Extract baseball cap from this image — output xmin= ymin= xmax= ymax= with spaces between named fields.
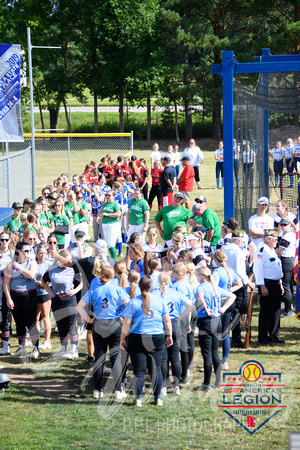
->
xmin=193 ymin=225 xmax=207 ymax=233
xmin=186 ymin=234 xmax=200 ymax=241
xmin=95 ymin=239 xmax=108 ymax=252
xmin=286 ymin=138 xmax=293 ymax=143
xmin=12 ymin=202 xmax=22 ymax=209
xmin=181 ymin=156 xmax=190 ymax=161
xmin=257 ymin=196 xmax=269 ymax=205
xmin=195 ymin=195 xmax=207 ymax=203
xmin=174 ymin=192 xmax=184 ymax=199
xmin=47 ymin=193 xmax=58 ymax=201
xmin=280 ymin=218 xmax=290 ymax=226
xmin=75 ymin=230 xmax=86 ymax=238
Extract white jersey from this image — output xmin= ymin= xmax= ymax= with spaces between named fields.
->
xmin=253 ymin=243 xmax=283 ymax=285
xmin=272 ymin=212 xmax=296 ymax=228
xmin=215 ymin=149 xmax=223 ymax=161
xmin=248 ymin=214 xmax=274 ymax=246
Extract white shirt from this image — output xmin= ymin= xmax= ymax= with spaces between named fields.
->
xmin=162 ymin=152 xmax=177 ymax=166
xmin=233 ymin=145 xmax=240 ymax=160
xmin=173 ymin=152 xmax=181 ymax=165
xmin=181 ymin=146 xmax=204 ymax=166
xmin=285 ymin=145 xmax=294 ymax=160
xmin=223 ymin=232 xmax=250 ymax=256
xmin=272 ymin=212 xmax=296 ymax=228
xmin=278 ymin=230 xmax=296 ymax=258
xmin=253 ymin=243 xmax=283 ymax=285
xmin=248 ymin=214 xmax=274 ymax=246
xmin=270 ymin=147 xmax=285 ymax=161
xmin=142 ymin=242 xmax=164 ymax=255
xmin=223 ymin=242 xmax=248 ymax=285
xmin=150 ymin=151 xmax=161 ymax=163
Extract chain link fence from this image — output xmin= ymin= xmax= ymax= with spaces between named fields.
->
xmin=8 ymin=132 xmax=133 ymax=198
xmin=0 ymin=144 xmax=33 ymax=207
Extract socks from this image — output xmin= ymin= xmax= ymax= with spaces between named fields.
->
xmin=109 ymin=247 xmax=117 ymax=259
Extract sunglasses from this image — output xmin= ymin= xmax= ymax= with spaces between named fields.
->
xmin=106 ymin=194 xmax=112 ymax=197
xmin=77 ymin=196 xmax=83 ymax=199
xmin=0 ymin=238 xmax=9 ymax=242
xmin=147 ymin=233 xmax=156 ymax=236
xmin=28 ymin=238 xmax=35 ymax=241
xmin=23 ymin=249 xmax=31 ymax=253
xmin=181 ymin=231 xmax=188 ymax=235
xmin=48 ymin=241 xmax=57 ymax=244
xmin=75 ymin=234 xmax=84 ymax=238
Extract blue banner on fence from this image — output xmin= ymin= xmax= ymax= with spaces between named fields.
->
xmin=0 ymin=44 xmax=24 ymax=142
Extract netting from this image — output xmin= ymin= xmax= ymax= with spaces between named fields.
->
xmin=233 ymin=73 xmax=300 ymax=231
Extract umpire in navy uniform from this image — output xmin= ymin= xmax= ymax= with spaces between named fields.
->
xmin=253 ymin=229 xmax=284 ymax=345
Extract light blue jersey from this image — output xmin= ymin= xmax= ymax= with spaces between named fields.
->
xmin=195 ymin=282 xmax=229 ymax=318
xmin=82 ymin=282 xmax=129 ymax=319
xmin=110 ymin=276 xmax=129 ymax=288
xmin=161 ymin=288 xmax=188 ymax=320
xmin=212 ymin=266 xmax=239 ymax=292
xmin=123 ymin=293 xmax=168 ymax=335
xmin=82 ymin=277 xmax=102 ymax=303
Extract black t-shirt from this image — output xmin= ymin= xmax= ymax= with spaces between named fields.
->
xmin=161 ymin=166 xmax=175 ymax=195
xmin=72 ymin=256 xmax=96 ymax=295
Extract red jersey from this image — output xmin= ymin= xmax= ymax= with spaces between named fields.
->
xmin=114 ymin=164 xmax=122 ymax=177
xmin=121 ymin=165 xmax=131 ymax=176
xmin=178 ymin=164 xmax=195 ymax=191
xmin=103 ymin=166 xmax=114 ymax=179
xmin=151 ymin=168 xmax=163 ymax=186
xmin=89 ymin=175 xmax=98 ymax=185
xmin=139 ymin=167 xmax=149 ymax=183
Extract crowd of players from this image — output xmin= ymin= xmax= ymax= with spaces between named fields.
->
xmin=0 ymin=139 xmax=297 ymax=405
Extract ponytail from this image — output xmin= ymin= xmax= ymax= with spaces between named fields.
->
xmin=158 ymin=272 xmax=170 ymax=299
xmin=114 ymin=261 xmax=127 ymax=289
xmin=128 ymin=270 xmax=140 ymax=299
xmin=214 ymin=249 xmax=231 ymax=285
xmin=196 ymin=266 xmax=219 ymax=299
xmin=139 ymin=275 xmax=153 ymax=316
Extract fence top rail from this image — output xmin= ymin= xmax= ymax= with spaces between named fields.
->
xmin=0 ymin=146 xmax=32 ymax=161
xmin=23 ymin=133 xmax=132 ymax=138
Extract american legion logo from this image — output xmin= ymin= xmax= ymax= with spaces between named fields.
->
xmin=218 ymin=360 xmax=286 ymax=435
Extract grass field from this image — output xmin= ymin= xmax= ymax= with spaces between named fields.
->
xmin=0 ymin=148 xmax=300 ymax=449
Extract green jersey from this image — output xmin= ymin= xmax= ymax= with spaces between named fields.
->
xmin=78 ymin=201 xmax=90 ymax=223
xmin=192 ymin=208 xmax=221 ymax=246
xmin=64 ymin=201 xmax=81 ymax=225
xmin=5 ymin=217 xmax=21 ymax=232
xmin=53 ymin=214 xmax=70 ymax=246
xmin=128 ymin=198 xmax=150 ymax=226
xmin=102 ymin=201 xmax=121 ymax=224
xmin=39 ymin=211 xmax=54 ymax=228
xmin=154 ymin=205 xmax=192 ymax=241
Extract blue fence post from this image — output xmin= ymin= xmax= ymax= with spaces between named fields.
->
xmin=222 ymin=51 xmax=235 ymax=220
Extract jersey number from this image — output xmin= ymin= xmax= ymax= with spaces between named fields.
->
xmin=100 ymin=297 xmax=109 ymax=309
xmin=167 ymin=301 xmax=174 ymax=315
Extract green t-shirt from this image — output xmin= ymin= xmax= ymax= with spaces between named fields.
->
xmin=28 ymin=225 xmax=38 ymax=236
xmin=5 ymin=217 xmax=21 ymax=232
xmin=102 ymin=201 xmax=121 ymax=224
xmin=64 ymin=201 xmax=81 ymax=225
xmin=39 ymin=211 xmax=54 ymax=228
xmin=128 ymin=198 xmax=150 ymax=226
xmin=78 ymin=201 xmax=91 ymax=223
xmin=192 ymin=208 xmax=221 ymax=246
xmin=154 ymin=205 xmax=192 ymax=241
xmin=53 ymin=214 xmax=70 ymax=246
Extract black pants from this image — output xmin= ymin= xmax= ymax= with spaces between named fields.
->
xmin=0 ymin=293 xmax=11 ymax=342
xmin=139 ymin=182 xmax=148 ymax=202
xmin=161 ymin=318 xmax=181 ymax=386
xmin=280 ymin=257 xmax=294 ymax=313
xmin=10 ymin=289 xmax=39 ymax=346
xmin=197 ymin=316 xmax=221 ymax=386
xmin=127 ymin=333 xmax=165 ymax=399
xmin=258 ymin=279 xmax=282 ymax=341
xmin=231 ymin=285 xmax=247 ymax=344
xmin=51 ymin=294 xmax=78 ymax=346
xmin=193 ymin=165 xmax=200 ymax=183
xmin=234 ymin=159 xmax=239 ymax=182
xmin=243 ymin=163 xmax=254 ymax=186
xmin=92 ymin=318 xmax=122 ymax=392
xmin=274 ymin=160 xmax=283 ymax=178
xmin=148 ymin=185 xmax=161 ymax=207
